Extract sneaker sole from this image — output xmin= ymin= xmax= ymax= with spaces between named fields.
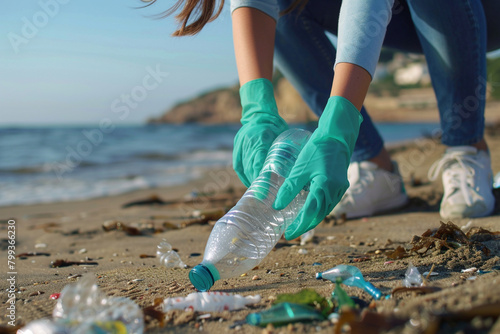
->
xmin=440 ymin=200 xmax=495 ymax=219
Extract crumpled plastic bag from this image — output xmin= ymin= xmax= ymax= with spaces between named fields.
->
xmin=402 ymin=262 xmax=423 ymax=287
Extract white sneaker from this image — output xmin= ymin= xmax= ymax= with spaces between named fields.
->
xmin=330 ymin=161 xmax=409 ymax=219
xmin=428 ymin=146 xmax=495 ymax=219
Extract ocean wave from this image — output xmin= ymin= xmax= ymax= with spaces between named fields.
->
xmin=0 ymin=161 xmax=99 ymax=175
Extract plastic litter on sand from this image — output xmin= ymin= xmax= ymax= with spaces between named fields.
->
xmin=157 ymin=239 xmax=187 ymax=269
xmin=246 ymin=302 xmax=324 ymax=326
xmin=402 ymin=263 xmax=423 ymax=287
xmin=19 ymin=274 xmax=144 ymax=333
xmin=316 ymin=264 xmax=382 ymax=300
xmin=163 ymin=291 xmax=261 ymax=312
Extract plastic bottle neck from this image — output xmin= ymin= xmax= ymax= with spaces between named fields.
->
xmin=189 ymin=262 xmax=220 ymax=291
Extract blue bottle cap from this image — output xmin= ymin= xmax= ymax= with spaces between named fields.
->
xmin=246 ymin=313 xmax=262 ymax=326
xmin=189 ymin=264 xmax=215 ymax=291
xmin=315 ymin=272 xmax=322 ymax=280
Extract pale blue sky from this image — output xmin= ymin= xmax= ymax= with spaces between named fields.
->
xmin=2 ymin=2 xmax=499 ymax=126
xmin=0 ymin=0 xmax=237 ymax=125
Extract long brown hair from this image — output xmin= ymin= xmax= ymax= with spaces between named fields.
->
xmin=142 ymin=0 xmax=307 ymax=37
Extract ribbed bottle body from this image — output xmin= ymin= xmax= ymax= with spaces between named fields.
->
xmin=200 ymin=129 xmax=311 ymax=280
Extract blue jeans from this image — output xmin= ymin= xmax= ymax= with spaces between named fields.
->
xmin=274 ymin=0 xmax=500 ymax=162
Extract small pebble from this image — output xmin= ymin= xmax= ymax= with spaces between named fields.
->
xmin=326 ymin=236 xmax=335 ymax=240
xmin=252 ymin=275 xmax=260 ymax=281
xmin=35 ymin=243 xmax=47 ymax=249
xmin=298 ymin=249 xmax=308 ymax=255
xmin=375 ymin=250 xmax=382 ymax=255
xmin=78 ymin=248 xmax=87 ymax=254
xmin=29 ymin=291 xmax=44 ymax=297
xmin=240 ymin=273 xmax=247 ymax=277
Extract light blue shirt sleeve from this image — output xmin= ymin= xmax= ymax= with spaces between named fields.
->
xmin=230 ymin=0 xmax=279 ymax=22
xmin=336 ymin=0 xmax=394 ymax=78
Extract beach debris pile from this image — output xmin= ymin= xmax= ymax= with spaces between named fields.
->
xmin=410 ymin=221 xmax=496 ymax=256
xmin=18 ymin=275 xmax=144 ymax=334
xmin=243 ymin=266 xmax=382 ymax=329
xmin=380 ymin=221 xmax=498 ymax=261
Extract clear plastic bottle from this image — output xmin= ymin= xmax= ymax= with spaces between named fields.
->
xmin=157 ymin=239 xmax=187 ymax=269
xmin=316 ymin=265 xmax=382 ymax=300
xmin=189 ymin=129 xmax=312 ymax=291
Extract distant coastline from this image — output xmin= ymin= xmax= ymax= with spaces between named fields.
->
xmin=148 ymin=77 xmax=500 ymax=125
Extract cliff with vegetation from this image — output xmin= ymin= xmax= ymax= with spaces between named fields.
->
xmin=147 ymin=77 xmax=317 ymax=124
xmin=147 ymin=54 xmax=500 ymax=125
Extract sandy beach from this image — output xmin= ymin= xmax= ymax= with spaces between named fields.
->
xmin=2 ymin=125 xmax=500 ymax=333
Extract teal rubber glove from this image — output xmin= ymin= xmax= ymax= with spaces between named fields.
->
xmin=233 ymin=78 xmax=289 ymax=187
xmin=273 ymin=96 xmax=363 ymax=240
